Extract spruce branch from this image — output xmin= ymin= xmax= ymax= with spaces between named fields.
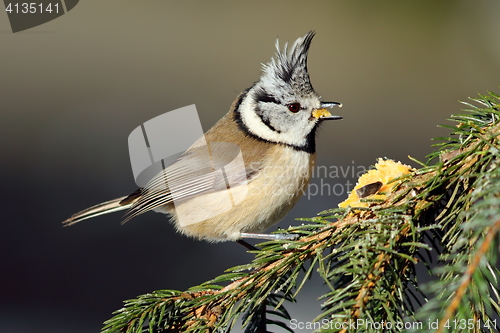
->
xmin=101 ymin=89 xmax=500 ymax=333
xmin=437 ymin=218 xmax=500 ymax=333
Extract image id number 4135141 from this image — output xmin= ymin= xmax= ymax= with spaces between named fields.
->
xmin=5 ymin=2 xmax=60 ymax=14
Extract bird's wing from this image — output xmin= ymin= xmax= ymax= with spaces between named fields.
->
xmin=124 ymin=142 xmax=252 ymax=221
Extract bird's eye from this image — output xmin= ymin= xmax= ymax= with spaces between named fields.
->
xmin=287 ymin=103 xmax=301 ymax=113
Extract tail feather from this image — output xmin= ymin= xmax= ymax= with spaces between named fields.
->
xmin=63 ymin=196 xmax=131 ymax=226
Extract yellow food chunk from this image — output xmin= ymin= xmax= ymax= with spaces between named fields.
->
xmin=339 ymin=158 xmax=412 ymax=208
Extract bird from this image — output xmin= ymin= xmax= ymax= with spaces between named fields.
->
xmin=63 ymin=31 xmax=342 ymax=244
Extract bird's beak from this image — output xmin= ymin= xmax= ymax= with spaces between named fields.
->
xmin=311 ymin=102 xmax=343 ymax=121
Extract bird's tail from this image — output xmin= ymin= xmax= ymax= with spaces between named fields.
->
xmin=63 ymin=196 xmax=132 ymax=226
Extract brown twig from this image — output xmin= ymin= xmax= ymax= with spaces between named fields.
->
xmin=436 ymin=218 xmax=500 ymax=333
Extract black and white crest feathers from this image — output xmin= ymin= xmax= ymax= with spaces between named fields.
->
xmin=261 ymin=31 xmax=316 ymax=97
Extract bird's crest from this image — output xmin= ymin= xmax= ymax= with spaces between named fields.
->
xmin=261 ymin=31 xmax=316 ymax=96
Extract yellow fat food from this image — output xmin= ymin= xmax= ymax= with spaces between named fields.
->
xmin=339 ymin=158 xmax=412 ymax=208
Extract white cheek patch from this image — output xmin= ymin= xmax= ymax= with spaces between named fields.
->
xmin=239 ymin=92 xmax=314 ymax=147
xmin=256 ymin=102 xmax=282 ymax=131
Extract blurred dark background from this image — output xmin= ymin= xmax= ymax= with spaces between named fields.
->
xmin=1 ymin=1 xmax=500 ymax=332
